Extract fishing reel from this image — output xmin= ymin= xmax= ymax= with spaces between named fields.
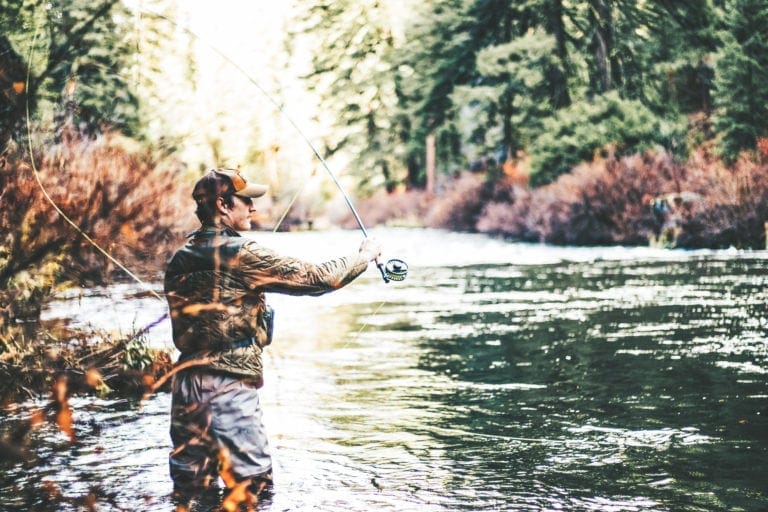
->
xmin=377 ymin=258 xmax=408 ymax=283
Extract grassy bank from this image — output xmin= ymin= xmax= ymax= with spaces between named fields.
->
xmin=0 ymin=328 xmax=173 ymax=405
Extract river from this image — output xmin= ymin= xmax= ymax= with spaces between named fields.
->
xmin=2 ymin=228 xmax=767 ymax=511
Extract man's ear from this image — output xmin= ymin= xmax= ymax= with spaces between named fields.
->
xmin=215 ymin=196 xmax=229 ymax=214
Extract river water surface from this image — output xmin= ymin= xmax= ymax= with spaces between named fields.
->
xmin=2 ymin=228 xmax=767 ymax=511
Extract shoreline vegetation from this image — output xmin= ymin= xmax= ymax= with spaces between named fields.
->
xmin=343 ymin=143 xmax=768 ymax=251
xmin=3 ymin=133 xmax=768 ymax=405
xmin=0 ymin=328 xmax=173 ymax=404
xmin=0 ymin=133 xmax=188 ymax=404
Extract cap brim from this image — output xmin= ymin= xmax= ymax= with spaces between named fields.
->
xmin=238 ymin=183 xmax=268 ymax=198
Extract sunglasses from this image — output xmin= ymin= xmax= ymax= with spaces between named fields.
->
xmin=233 ymin=194 xmax=254 ymax=206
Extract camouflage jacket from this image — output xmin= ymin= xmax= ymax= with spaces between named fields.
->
xmin=164 ymin=225 xmax=369 ymax=386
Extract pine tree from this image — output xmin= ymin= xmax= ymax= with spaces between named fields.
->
xmin=453 ymin=31 xmax=558 ymax=161
xmin=0 ymin=0 xmax=33 ymax=144
xmin=125 ymin=0 xmax=195 ymax=150
xmin=714 ymin=0 xmax=768 ymax=159
xmin=290 ymin=0 xmax=410 ymax=192
xmin=395 ymin=0 xmax=475 ymax=186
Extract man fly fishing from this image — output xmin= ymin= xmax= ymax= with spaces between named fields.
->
xmin=164 ymin=168 xmax=382 ymax=507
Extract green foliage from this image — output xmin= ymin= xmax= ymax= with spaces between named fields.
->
xmin=639 ymin=1 xmax=722 ymax=114
xmin=389 ymin=0 xmax=734 ymax=190
xmin=453 ymin=30 xmax=559 ymax=159
xmin=127 ymin=2 xmax=202 ymax=154
xmin=529 ymin=93 xmax=684 ymax=186
xmin=714 ymin=0 xmax=768 ymax=161
xmin=300 ymin=0 xmax=724 ymax=189
xmin=394 ymin=0 xmax=478 ymax=185
xmin=0 ymin=0 xmax=140 ymax=140
xmin=123 ymin=337 xmax=155 ymax=371
xmin=0 ymin=255 xmax=62 ymax=315
xmin=290 ymin=0 xmax=407 ymax=192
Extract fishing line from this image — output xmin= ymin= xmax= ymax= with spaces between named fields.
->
xmin=335 ymin=299 xmax=387 ymax=352
xmin=133 ymin=9 xmax=411 ymax=417
xmin=271 ymin=171 xmax=313 ymax=233
xmin=134 ymin=7 xmax=412 ymax=362
xmin=23 ymin=24 xmax=163 ymax=304
xmin=21 ymin=7 xmax=406 ymax=357
xmin=22 ymin=20 xmax=171 ymax=354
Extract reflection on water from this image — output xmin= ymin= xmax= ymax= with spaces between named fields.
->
xmin=3 ymin=228 xmax=768 ymax=511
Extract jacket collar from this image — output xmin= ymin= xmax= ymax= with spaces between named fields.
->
xmin=187 ymin=224 xmax=241 ymax=238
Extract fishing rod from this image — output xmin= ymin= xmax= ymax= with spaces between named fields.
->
xmin=140 ymin=9 xmax=408 ymax=284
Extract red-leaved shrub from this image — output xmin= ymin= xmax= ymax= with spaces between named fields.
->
xmin=1 ymin=131 xmax=192 ymax=347
xmin=336 ymin=188 xmax=433 ymax=229
xmin=473 ymin=146 xmax=768 ymax=248
xmin=675 ymin=149 xmax=768 ymax=248
xmin=298 ymin=144 xmax=768 ymax=251
xmin=423 ymin=172 xmax=486 ymax=231
xmin=523 ymin=149 xmax=679 ymax=245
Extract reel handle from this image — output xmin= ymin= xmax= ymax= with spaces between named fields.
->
xmin=377 ymin=261 xmax=390 ymax=283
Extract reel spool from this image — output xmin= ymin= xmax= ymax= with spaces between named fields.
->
xmin=383 ymin=258 xmax=408 ymax=282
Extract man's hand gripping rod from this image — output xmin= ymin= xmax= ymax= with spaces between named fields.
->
xmin=323 ymin=165 xmax=408 ymax=284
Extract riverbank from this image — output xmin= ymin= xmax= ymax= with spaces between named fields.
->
xmin=341 ymin=146 xmax=768 ymax=250
xmin=0 ymin=326 xmax=172 ymax=404
xmin=3 ymin=140 xmax=766 ymax=405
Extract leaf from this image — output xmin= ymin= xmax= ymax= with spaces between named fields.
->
xmin=52 ymin=377 xmax=76 ymax=443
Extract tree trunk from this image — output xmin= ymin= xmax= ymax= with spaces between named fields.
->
xmin=501 ymin=90 xmax=514 ymax=161
xmin=380 ymin=159 xmax=395 ymax=193
xmin=406 ymin=153 xmax=423 ymax=189
xmin=546 ymin=0 xmax=571 ymax=107
xmin=591 ymin=0 xmax=613 ymax=92
xmin=425 ymin=133 xmax=436 ymax=194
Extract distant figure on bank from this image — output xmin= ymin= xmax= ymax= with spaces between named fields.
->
xmin=649 ymin=192 xmax=701 ymax=248
xmin=164 ymin=168 xmax=381 ymax=508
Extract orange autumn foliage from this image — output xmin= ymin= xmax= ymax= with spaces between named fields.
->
xmin=52 ymin=375 xmax=75 ymax=443
xmin=218 ymin=445 xmax=260 ymax=511
xmin=1 ymin=130 xmax=194 ymax=346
